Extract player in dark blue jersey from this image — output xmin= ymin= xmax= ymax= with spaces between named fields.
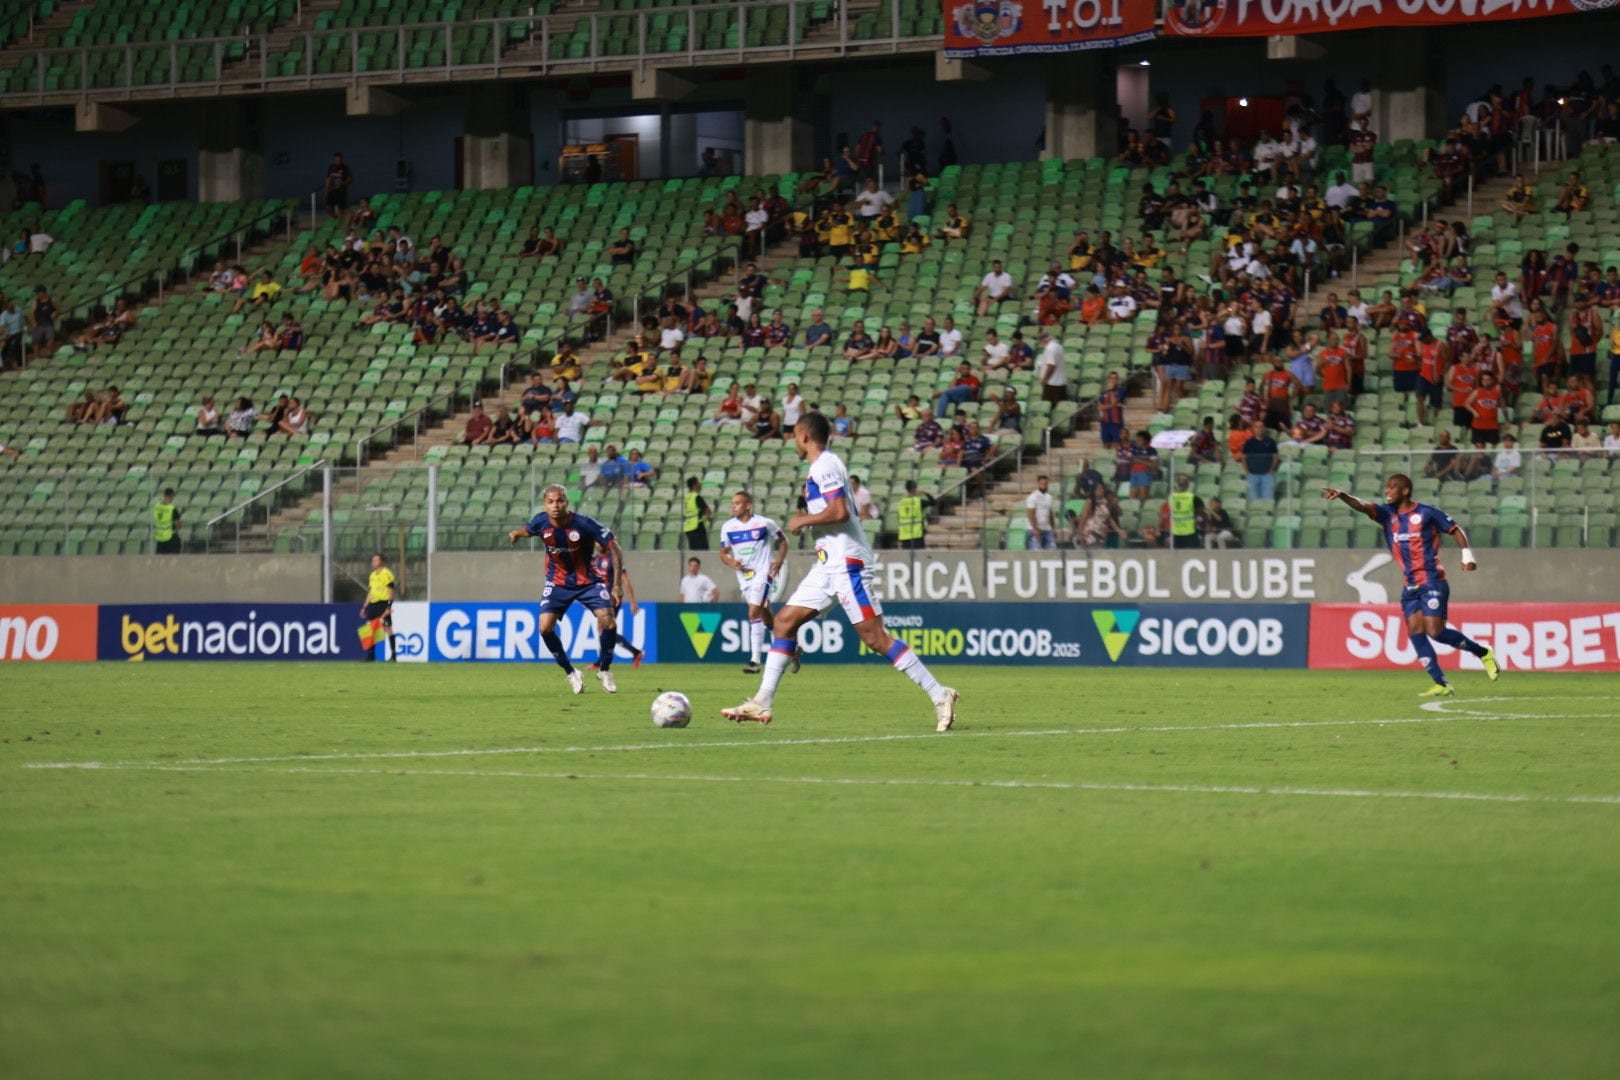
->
xmin=508 ymin=483 xmax=625 ymax=694
xmin=1323 ymin=473 xmax=1501 ymax=696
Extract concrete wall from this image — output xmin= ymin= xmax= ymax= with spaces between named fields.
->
xmin=0 ymin=555 xmax=323 ymax=603
xmin=410 ymin=549 xmax=1620 ymax=606
xmin=3 ymin=549 xmax=1616 ymax=605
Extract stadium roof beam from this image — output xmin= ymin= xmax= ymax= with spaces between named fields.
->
xmin=935 ymin=54 xmax=989 ymax=83
xmin=1265 ymin=35 xmax=1326 ymax=61
xmin=346 ymin=84 xmax=408 ymax=118
xmin=632 ymin=67 xmax=695 ymax=102
xmin=75 ymin=101 xmax=138 ymax=134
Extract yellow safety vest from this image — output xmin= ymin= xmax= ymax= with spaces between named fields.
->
xmin=1170 ymin=491 xmax=1197 ymax=537
xmin=152 ymin=501 xmax=176 ymax=542
xmin=897 ymin=496 xmax=925 ymax=542
xmin=683 ymin=491 xmax=702 ymax=533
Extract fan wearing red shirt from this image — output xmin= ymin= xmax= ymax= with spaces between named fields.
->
xmin=1463 ymin=371 xmax=1503 ymax=446
xmin=1315 ymin=331 xmax=1351 ymax=410
xmin=1342 ymin=325 xmax=1369 ymax=395
xmin=1260 ymin=356 xmax=1302 ymax=430
xmin=1529 ymin=308 xmax=1563 ymax=393
xmin=1414 ymin=330 xmax=1448 ymax=427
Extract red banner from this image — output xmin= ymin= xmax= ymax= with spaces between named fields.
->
xmin=1309 ymin=603 xmax=1620 ymax=673
xmin=944 ymin=0 xmax=1157 ymax=57
xmin=1163 ymin=0 xmax=1601 ymax=38
xmin=0 ymin=605 xmax=100 ymax=662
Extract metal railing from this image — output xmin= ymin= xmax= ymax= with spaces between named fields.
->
xmin=0 ymin=3 xmax=941 ymax=106
xmin=203 ymin=456 xmax=330 ymax=552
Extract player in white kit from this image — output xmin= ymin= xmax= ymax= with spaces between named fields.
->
xmin=717 ymin=490 xmax=793 ymax=673
xmin=723 ymin=412 xmax=959 ymax=731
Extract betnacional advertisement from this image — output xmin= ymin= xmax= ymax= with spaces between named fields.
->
xmin=1309 ymin=604 xmax=1620 ymax=673
xmin=1163 ymin=0 xmax=1601 ymax=39
xmin=98 ymin=604 xmax=368 ymax=662
xmin=943 ymin=0 xmax=1156 ymax=58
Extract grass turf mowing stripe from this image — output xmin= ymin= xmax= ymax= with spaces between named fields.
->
xmin=19 ymin=762 xmax=1620 ymax=806
xmin=19 ymin=710 xmax=1590 ymax=771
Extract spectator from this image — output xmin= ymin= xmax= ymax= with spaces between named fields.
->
xmin=1241 ymin=420 xmax=1279 ymax=500
xmin=853 ymin=178 xmax=894 ymax=222
xmin=974 ymin=260 xmax=1015 ymax=317
xmin=1188 ymin=416 xmax=1220 ymax=466
xmin=599 ymin=444 xmax=630 ymax=488
xmin=627 ymin=447 xmax=657 ymax=487
xmin=781 ymin=382 xmax=805 ymax=429
xmin=0 ymin=298 xmax=24 ymax=369
xmin=226 ymin=397 xmax=257 ymax=439
xmin=960 ymin=421 xmax=992 ymax=472
xmin=931 ymin=362 xmax=981 ymax=418
xmin=1025 ymin=474 xmax=1056 ymax=549
xmin=324 ymin=152 xmax=352 ymax=219
xmin=28 ymin=286 xmax=56 ymax=350
xmin=842 ymin=319 xmax=875 ymax=360
xmin=909 ymin=413 xmax=944 ymax=453
xmin=911 ymin=315 xmax=942 ymax=358
xmin=1074 ymin=495 xmax=1123 ymax=550
xmin=707 ymin=382 xmax=743 ymax=426
xmin=75 ymin=298 xmax=135 ymax=350
xmin=1604 ymin=422 xmax=1620 ymax=460
xmin=855 ymin=120 xmax=884 ymax=180
xmin=1287 ymin=402 xmax=1328 ymax=447
xmin=679 ymin=557 xmax=719 ymax=602
xmin=682 ymin=478 xmax=712 ymax=550
xmin=608 ymin=227 xmax=636 ymax=265
xmin=458 ymin=400 xmax=493 ymax=446
xmin=1424 ymin=429 xmax=1466 ymax=483
xmin=554 ymin=400 xmax=589 ymax=444
xmin=1572 ymin=420 xmax=1601 ymax=461
xmin=1127 ymin=430 xmax=1158 ymax=502
xmin=277 ymin=398 xmax=312 ymax=437
xmin=753 ymin=399 xmax=782 ymax=442
xmin=831 ymin=402 xmax=858 ymax=442
xmin=849 ymin=475 xmax=880 ymax=522
xmin=1325 ymin=400 xmax=1356 ymax=450
xmin=195 ymin=395 xmax=224 ymax=438
xmin=1202 ymin=496 xmax=1238 ymax=550
xmin=231 ymin=269 xmax=281 ymax=315
xmin=489 ymin=404 xmax=523 ymax=446
xmin=994 ymin=388 xmax=1022 ymax=433
xmin=1492 ymin=433 xmax=1522 ymax=480
xmin=800 ymin=308 xmax=834 ymax=349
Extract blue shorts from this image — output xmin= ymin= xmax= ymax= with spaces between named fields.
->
xmin=1400 ymin=580 xmax=1450 ymax=620
xmin=540 ymin=580 xmax=613 ymax=615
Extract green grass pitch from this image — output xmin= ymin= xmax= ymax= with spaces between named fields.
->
xmin=2 ymin=662 xmax=1618 ymax=1079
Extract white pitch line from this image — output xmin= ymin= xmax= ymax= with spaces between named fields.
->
xmin=21 ymin=711 xmax=1577 ymax=771
xmin=38 ymin=762 xmax=1620 ymax=807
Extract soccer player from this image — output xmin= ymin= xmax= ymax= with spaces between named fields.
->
xmin=507 ymin=484 xmax=625 ymax=694
xmin=716 ymin=490 xmax=793 ymax=674
xmin=1322 ymin=474 xmax=1500 ymax=696
xmin=588 ymin=549 xmax=643 ymax=669
xmin=723 ymin=413 xmax=959 ymax=730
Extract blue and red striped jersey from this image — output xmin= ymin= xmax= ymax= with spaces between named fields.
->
xmin=1373 ymin=502 xmax=1458 ymax=587
xmin=524 ymin=511 xmax=615 ymax=587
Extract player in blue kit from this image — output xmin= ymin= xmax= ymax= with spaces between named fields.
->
xmin=1323 ymin=473 xmax=1501 ymax=696
xmin=507 ymin=483 xmax=626 ymax=694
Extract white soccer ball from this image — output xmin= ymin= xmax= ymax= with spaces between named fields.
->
xmin=650 ymin=691 xmax=692 ymax=729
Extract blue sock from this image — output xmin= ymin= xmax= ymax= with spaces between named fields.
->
xmin=1434 ymin=627 xmax=1487 ymax=658
xmin=1410 ymin=633 xmax=1447 ymax=686
xmin=540 ymin=628 xmax=574 ymax=674
xmin=597 ymin=626 xmax=617 ymax=670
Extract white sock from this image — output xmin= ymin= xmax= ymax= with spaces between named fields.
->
xmin=748 ymin=619 xmax=764 ymax=663
xmin=885 ymin=641 xmax=941 ymax=696
xmin=757 ymin=638 xmax=795 ymax=705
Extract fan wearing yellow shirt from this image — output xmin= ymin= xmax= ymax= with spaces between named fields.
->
xmin=872 ymin=209 xmax=900 ymax=243
xmin=826 ymin=201 xmax=856 ymax=257
xmin=361 ymin=552 xmax=397 ymax=662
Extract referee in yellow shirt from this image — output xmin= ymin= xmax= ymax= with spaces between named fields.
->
xmin=361 ymin=552 xmax=397 ymax=662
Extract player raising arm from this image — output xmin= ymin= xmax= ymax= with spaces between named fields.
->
xmin=508 ymin=483 xmax=626 ymax=694
xmin=723 ymin=412 xmax=958 ymax=730
xmin=717 ymin=490 xmax=798 ymax=675
xmin=1323 ymin=473 xmax=1500 ymax=696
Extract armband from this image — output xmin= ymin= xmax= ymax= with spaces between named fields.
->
xmin=1460 ymin=547 xmax=1475 ymax=564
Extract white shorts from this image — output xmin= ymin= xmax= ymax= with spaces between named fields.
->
xmin=736 ymin=568 xmax=772 ymax=607
xmin=785 ymin=548 xmax=882 ymax=625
